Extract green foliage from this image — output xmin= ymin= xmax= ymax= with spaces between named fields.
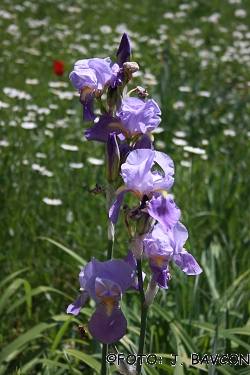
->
xmin=1 ymin=0 xmax=250 ymax=374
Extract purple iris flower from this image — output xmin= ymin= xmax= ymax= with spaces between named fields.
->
xmin=109 ymin=149 xmax=181 ymax=231
xmin=69 ymin=34 xmax=131 ymax=122
xmin=84 ymin=97 xmax=161 ymax=142
xmin=69 ymin=58 xmax=113 ymax=122
xmin=144 ymin=222 xmax=202 ymax=288
xmin=117 ymin=97 xmax=161 ymax=135
xmin=69 ymin=57 xmax=113 ymax=92
xmin=67 ymin=258 xmax=135 ymax=344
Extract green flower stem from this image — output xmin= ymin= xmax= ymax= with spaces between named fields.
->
xmin=100 ymin=185 xmax=116 ymax=375
xmin=107 ymin=219 xmax=114 ymax=260
xmin=136 ymin=260 xmax=148 ymax=374
xmin=96 ymin=96 xmax=108 ymax=115
xmin=101 ymin=343 xmax=108 ymax=375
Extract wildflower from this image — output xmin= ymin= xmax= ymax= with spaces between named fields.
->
xmin=60 ymin=144 xmax=79 ymax=151
xmin=183 ymin=146 xmax=206 ymax=155
xmin=42 ymin=197 xmax=62 ymax=205
xmin=67 ymin=258 xmax=135 ymax=343
xmin=21 ymin=122 xmax=37 ymax=129
xmin=53 ymin=60 xmax=65 ymax=76
xmin=143 ymin=222 xmax=202 ymax=288
xmin=109 ymin=149 xmax=181 ymax=232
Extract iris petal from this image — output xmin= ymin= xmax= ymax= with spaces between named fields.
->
xmin=84 ymin=114 xmax=122 ymax=142
xmin=67 ymin=291 xmax=89 ymax=315
xmin=121 ymin=149 xmax=155 ymax=194
xmin=148 ymin=194 xmax=181 ymax=231
xmin=174 ymin=251 xmax=203 ymax=275
xmin=150 ymin=265 xmax=169 ymax=289
xmin=88 ymin=303 xmax=127 ymax=344
xmin=109 ymin=188 xmax=130 ymax=224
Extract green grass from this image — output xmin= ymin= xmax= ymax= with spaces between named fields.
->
xmin=1 ymin=0 xmax=250 ymax=374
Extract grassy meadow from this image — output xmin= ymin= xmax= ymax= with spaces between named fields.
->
xmin=0 ymin=0 xmax=250 ymax=374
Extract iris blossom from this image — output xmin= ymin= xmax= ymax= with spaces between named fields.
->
xmin=69 ymin=57 xmax=113 ymax=121
xmin=84 ymin=97 xmax=161 ymax=143
xmin=67 ymin=258 xmax=135 ymax=344
xmin=109 ymin=149 xmax=181 ymax=231
xmin=143 ymin=222 xmax=202 ymax=288
xmin=69 ymin=33 xmax=131 ymax=122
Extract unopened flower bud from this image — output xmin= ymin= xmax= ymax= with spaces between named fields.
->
xmin=107 ymin=86 xmax=118 ymax=116
xmin=129 ymin=231 xmax=148 ymax=260
xmin=136 ymin=212 xmax=154 ymax=236
xmin=144 ymin=276 xmax=159 ymax=307
xmin=105 ymin=132 xmax=120 ymax=183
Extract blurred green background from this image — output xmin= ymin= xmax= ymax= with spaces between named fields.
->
xmin=0 ymin=0 xmax=250 ymax=374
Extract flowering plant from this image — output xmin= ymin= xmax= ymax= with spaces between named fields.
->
xmin=67 ymin=33 xmax=202 ymax=375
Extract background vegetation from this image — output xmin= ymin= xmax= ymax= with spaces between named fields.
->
xmin=0 ymin=0 xmax=250 ymax=374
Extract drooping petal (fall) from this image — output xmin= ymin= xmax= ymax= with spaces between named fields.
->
xmin=149 ymin=265 xmax=169 ymax=289
xmin=67 ymin=290 xmax=89 ymax=315
xmin=109 ymin=186 xmax=131 ymax=225
xmin=84 ymin=114 xmax=122 ymax=142
xmin=79 ymin=89 xmax=96 ymax=122
xmin=88 ymin=302 xmax=127 ymax=344
xmin=173 ymin=250 xmax=202 ymax=275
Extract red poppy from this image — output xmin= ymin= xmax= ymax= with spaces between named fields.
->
xmin=53 ymin=60 xmax=65 ymax=76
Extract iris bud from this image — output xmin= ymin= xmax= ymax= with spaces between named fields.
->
xmin=136 ymin=212 xmax=154 ymax=236
xmin=105 ymin=132 xmax=120 ymax=183
xmin=144 ymin=276 xmax=159 ymax=307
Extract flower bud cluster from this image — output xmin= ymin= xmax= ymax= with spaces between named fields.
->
xmin=67 ymin=33 xmax=202 ymax=346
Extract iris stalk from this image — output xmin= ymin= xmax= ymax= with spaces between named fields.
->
xmin=101 ymin=343 xmax=108 ymax=375
xmin=100 ymin=183 xmax=116 ymax=375
xmin=136 ymin=259 xmax=148 ymax=373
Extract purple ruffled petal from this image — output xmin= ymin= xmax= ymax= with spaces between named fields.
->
xmin=171 ymin=221 xmax=189 ymax=251
xmin=150 ymin=265 xmax=169 ymax=289
xmin=148 ymin=194 xmax=182 ymax=231
xmin=67 ymin=291 xmax=89 ymax=315
xmin=88 ymin=303 xmax=127 ymax=343
xmin=84 ymin=114 xmax=122 ymax=142
xmin=120 ymin=149 xmax=155 ymax=195
xmin=173 ymin=250 xmax=202 ymax=275
xmin=117 ymin=98 xmax=161 ymax=136
xmin=69 ymin=57 xmax=112 ymax=91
